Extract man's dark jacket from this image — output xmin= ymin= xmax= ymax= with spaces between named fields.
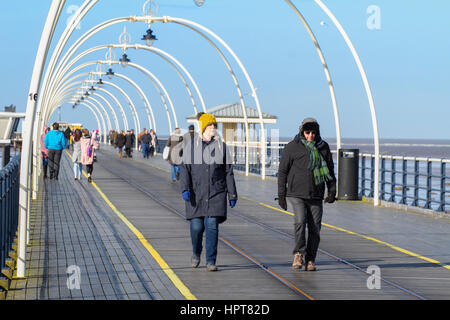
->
xmin=117 ymin=134 xmax=126 ymax=148
xmin=141 ymin=133 xmax=152 ymax=144
xmin=278 ymin=134 xmax=336 ymax=200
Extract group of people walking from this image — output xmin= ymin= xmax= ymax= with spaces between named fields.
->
xmin=138 ymin=128 xmax=158 ymax=159
xmin=41 ymin=123 xmax=100 ymax=183
xmin=41 ymin=115 xmax=337 ymax=274
xmin=109 ymin=129 xmax=137 ymax=159
xmin=177 ymin=114 xmax=336 ymax=273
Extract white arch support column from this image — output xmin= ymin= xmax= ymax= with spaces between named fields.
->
xmin=141 ymin=16 xmax=266 ymax=179
xmin=285 ymin=0 xmax=342 ymax=152
xmin=17 ymin=0 xmax=66 ymax=279
xmin=313 ymin=0 xmax=380 ymax=206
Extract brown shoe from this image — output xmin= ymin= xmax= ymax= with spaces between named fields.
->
xmin=306 ymin=261 xmax=316 ymax=271
xmin=292 ymin=253 xmax=303 ymax=269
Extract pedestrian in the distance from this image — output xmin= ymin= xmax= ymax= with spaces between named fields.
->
xmin=80 ymin=129 xmax=94 ymax=183
xmin=180 ymin=112 xmax=238 ymax=272
xmin=44 ymin=122 xmax=66 ymax=180
xmin=64 ymin=126 xmax=72 ymax=150
xmin=140 ymin=129 xmax=152 ymax=159
xmin=149 ymin=129 xmax=158 ymax=157
xmin=40 ymin=125 xmax=50 ymax=179
xmin=277 ymin=118 xmax=336 ymax=271
xmin=125 ymin=130 xmax=134 ymax=158
xmin=166 ymin=128 xmax=183 ymax=182
xmin=117 ymin=130 xmax=126 ymax=158
xmin=91 ymin=129 xmax=100 ymax=162
xmin=72 ymin=129 xmax=83 ymax=181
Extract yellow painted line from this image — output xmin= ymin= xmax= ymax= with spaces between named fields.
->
xmin=65 ymin=151 xmax=197 ymax=300
xmin=241 ymin=196 xmax=450 ymax=271
xmin=92 ymin=153 xmax=450 ymax=271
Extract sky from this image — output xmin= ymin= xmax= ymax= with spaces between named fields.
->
xmin=0 ymin=0 xmax=449 ymax=140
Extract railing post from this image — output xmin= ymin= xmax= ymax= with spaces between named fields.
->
xmin=0 ymin=173 xmax=4 ymax=271
xmin=401 ymin=158 xmax=407 ymax=205
xmin=425 ymin=159 xmax=432 ymax=209
xmin=381 ymin=157 xmax=386 ymax=201
xmin=361 ymin=156 xmax=366 ymax=198
xmin=412 ymin=158 xmax=419 ymax=207
xmin=390 ymin=157 xmax=396 ymax=202
xmin=370 ymin=156 xmax=375 ymax=198
xmin=438 ymin=161 xmax=446 ymax=212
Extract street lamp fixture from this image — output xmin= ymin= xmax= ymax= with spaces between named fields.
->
xmin=89 ymin=85 xmax=96 ymax=92
xmin=85 ymin=91 xmax=90 ymax=97
xmin=106 ymin=68 xmax=115 ymax=79
xmin=97 ymin=78 xmax=104 ymax=88
xmin=119 ymin=53 xmax=131 ymax=67
xmin=142 ymin=28 xmax=157 ymax=47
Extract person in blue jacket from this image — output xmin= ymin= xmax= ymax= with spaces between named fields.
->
xmin=44 ymin=122 xmax=66 ymax=180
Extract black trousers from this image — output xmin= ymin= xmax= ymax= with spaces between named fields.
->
xmin=86 ymin=164 xmax=93 ymax=175
xmin=47 ymin=149 xmax=62 ymax=178
xmin=287 ymin=197 xmax=323 ymax=263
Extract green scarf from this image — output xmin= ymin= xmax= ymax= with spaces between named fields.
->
xmin=300 ymin=137 xmax=333 ymax=185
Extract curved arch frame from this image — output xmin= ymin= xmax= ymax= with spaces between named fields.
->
xmin=312 ymin=0 xmax=380 ymax=206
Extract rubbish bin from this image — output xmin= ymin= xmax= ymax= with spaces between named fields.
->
xmin=338 ymin=149 xmax=359 ymax=200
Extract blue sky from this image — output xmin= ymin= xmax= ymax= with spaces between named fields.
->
xmin=0 ymin=0 xmax=449 ymax=140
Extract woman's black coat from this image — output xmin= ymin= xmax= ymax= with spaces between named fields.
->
xmin=180 ymin=135 xmax=238 ymax=223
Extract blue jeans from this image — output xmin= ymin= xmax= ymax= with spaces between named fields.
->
xmin=142 ymin=143 xmax=150 ymax=158
xmin=73 ymin=162 xmax=82 ymax=179
xmin=190 ymin=217 xmax=219 ymax=265
xmin=171 ymin=164 xmax=180 ymax=181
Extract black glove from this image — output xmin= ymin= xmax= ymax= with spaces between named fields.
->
xmin=278 ymin=196 xmax=287 ymax=211
xmin=324 ymin=192 xmax=336 ymax=204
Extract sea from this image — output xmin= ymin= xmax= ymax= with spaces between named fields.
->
xmin=278 ymin=138 xmax=450 ymax=159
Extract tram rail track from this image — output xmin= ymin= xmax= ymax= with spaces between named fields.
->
xmin=95 ymin=151 xmax=427 ymax=300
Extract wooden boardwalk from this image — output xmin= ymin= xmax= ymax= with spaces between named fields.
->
xmin=6 ymin=145 xmax=450 ymax=300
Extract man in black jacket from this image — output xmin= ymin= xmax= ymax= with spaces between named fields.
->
xmin=278 ymin=118 xmax=336 ymax=271
xmin=140 ymin=129 xmax=152 ymax=159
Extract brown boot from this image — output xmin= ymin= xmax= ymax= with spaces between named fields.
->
xmin=119 ymin=152 xmax=122 ymax=158
xmin=306 ymin=261 xmax=316 ymax=271
xmin=292 ymin=253 xmax=303 ymax=269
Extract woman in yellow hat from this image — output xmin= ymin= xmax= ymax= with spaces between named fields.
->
xmin=180 ymin=112 xmax=238 ymax=272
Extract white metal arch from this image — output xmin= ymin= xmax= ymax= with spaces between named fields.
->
xmin=285 ymin=0 xmax=342 ymax=152
xmin=49 ymin=43 xmax=206 ymax=121
xmin=53 ymin=69 xmax=156 ymax=132
xmin=18 ymin=0 xmax=66 ymax=277
xmin=312 ymin=0 xmax=380 ymax=205
xmin=42 ymin=15 xmax=263 ymax=177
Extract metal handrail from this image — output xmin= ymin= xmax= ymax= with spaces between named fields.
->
xmin=156 ymin=138 xmax=449 ymax=213
xmin=0 ymin=154 xmax=21 ymax=281
xmin=359 ymin=153 xmax=449 ymax=212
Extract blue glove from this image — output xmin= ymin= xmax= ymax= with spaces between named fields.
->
xmin=182 ymin=190 xmax=190 ymax=201
xmin=229 ymin=200 xmax=237 ymax=208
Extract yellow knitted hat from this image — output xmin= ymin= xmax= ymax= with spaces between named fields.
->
xmin=197 ymin=112 xmax=217 ymax=133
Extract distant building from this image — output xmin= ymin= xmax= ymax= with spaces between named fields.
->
xmin=186 ymin=103 xmax=277 ymax=143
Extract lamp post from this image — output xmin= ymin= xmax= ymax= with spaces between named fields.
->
xmin=119 ymin=53 xmax=130 ymax=67
xmin=142 ymin=28 xmax=157 ymax=47
xmin=106 ymin=68 xmax=115 ymax=79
